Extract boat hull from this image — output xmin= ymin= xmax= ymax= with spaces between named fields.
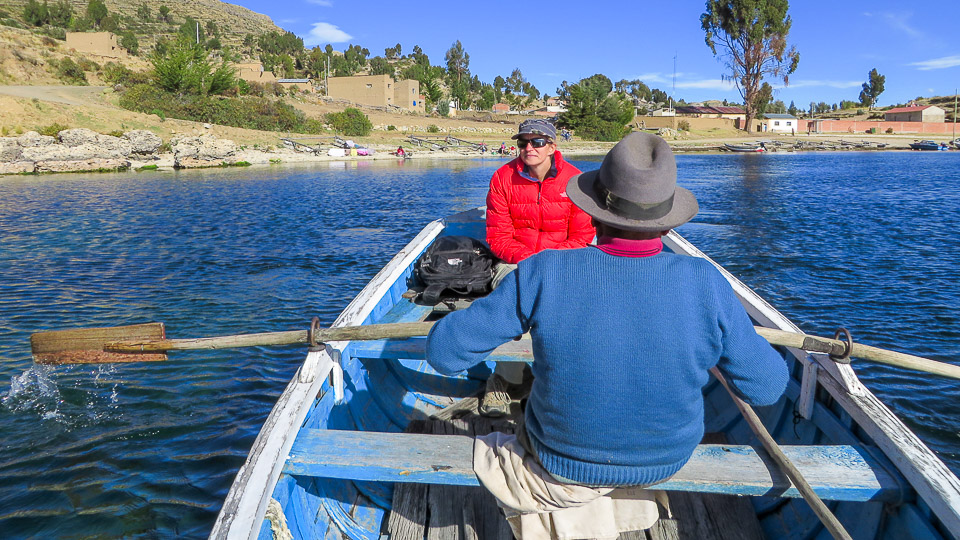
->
xmin=211 ymin=208 xmax=960 ymax=540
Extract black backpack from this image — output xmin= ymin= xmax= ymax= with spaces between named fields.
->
xmin=414 ymin=236 xmax=497 ymax=305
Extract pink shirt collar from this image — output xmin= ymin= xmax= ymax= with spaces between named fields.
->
xmin=593 ymin=235 xmax=663 ymax=258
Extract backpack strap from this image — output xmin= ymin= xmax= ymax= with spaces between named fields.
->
xmin=421 ymin=283 xmax=447 ymax=305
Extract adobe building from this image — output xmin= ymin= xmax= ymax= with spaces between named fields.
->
xmin=235 ymin=63 xmax=277 ymax=84
xmin=277 ymin=78 xmax=312 ymax=92
xmin=65 ymin=32 xmax=127 ymax=59
xmin=327 ymin=74 xmax=424 ymax=113
xmin=492 ymin=103 xmax=510 ymax=114
xmin=884 ymin=105 xmax=945 ymax=123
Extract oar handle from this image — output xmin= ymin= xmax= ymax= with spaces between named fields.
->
xmin=756 ymin=327 xmax=960 ymax=381
xmin=103 ymin=323 xmax=436 ymax=353
xmin=711 ymin=367 xmax=854 ymax=540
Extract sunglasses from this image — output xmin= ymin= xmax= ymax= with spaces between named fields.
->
xmin=518 ymin=138 xmax=551 ymax=149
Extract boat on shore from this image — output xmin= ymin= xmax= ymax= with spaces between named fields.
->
xmin=210 ymin=208 xmax=960 ymax=540
xmin=722 ymin=142 xmax=767 ymax=152
xmin=909 ymin=140 xmax=947 ymax=151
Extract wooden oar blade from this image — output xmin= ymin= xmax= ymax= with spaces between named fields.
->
xmin=31 ymin=323 xmax=168 ymax=365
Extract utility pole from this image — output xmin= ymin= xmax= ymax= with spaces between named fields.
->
xmin=196 ymin=22 xmax=200 ymax=45
xmin=671 ymin=52 xmax=677 ymax=112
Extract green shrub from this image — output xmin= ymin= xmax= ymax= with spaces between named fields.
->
xmin=118 ymin=85 xmax=323 ymax=134
xmin=427 ymin=124 xmax=440 ymax=133
xmin=38 ymin=122 xmax=69 ymax=136
xmin=678 ymin=120 xmax=690 ymax=131
xmin=136 ymin=164 xmax=158 ymax=171
xmin=54 ymin=57 xmax=87 ymax=84
xmin=157 ymin=142 xmax=171 ymax=153
xmin=387 ymin=125 xmax=396 ymax=131
xmin=323 ymin=107 xmax=372 ymax=136
xmin=106 ymin=129 xmax=124 ymax=138
xmin=885 ymin=127 xmax=894 ymax=134
xmin=77 ymin=58 xmax=99 ymax=72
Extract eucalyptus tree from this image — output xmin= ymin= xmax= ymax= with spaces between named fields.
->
xmin=444 ymin=40 xmax=469 ymax=83
xmin=701 ymin=0 xmax=800 ymax=131
xmin=859 ymin=68 xmax=885 ymax=109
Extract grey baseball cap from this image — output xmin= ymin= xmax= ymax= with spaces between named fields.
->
xmin=511 ymin=119 xmax=557 ymax=141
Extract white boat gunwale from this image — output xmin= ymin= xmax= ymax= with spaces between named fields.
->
xmin=209 ymin=218 xmax=445 ymax=540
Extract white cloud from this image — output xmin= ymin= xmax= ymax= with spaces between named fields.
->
xmin=630 ymin=73 xmax=669 ymax=84
xmin=778 ymin=79 xmax=862 ymax=89
xmin=864 ymin=11 xmax=923 ymax=39
xmin=909 ymin=55 xmax=960 ymax=71
xmin=675 ymin=79 xmax=736 ymax=90
xmin=306 ymin=0 xmax=333 ymax=6
xmin=304 ymin=22 xmax=351 ymax=46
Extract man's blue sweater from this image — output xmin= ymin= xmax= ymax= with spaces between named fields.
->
xmin=426 ymin=247 xmax=788 ymax=487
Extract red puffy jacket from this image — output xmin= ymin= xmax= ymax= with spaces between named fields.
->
xmin=486 ymin=151 xmax=596 ymax=264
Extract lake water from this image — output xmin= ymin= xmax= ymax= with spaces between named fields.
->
xmin=1 ymin=152 xmax=958 ymax=538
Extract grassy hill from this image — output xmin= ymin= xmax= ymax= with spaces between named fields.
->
xmin=0 ymin=0 xmax=282 ymax=55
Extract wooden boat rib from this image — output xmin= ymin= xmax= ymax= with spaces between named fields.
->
xmin=211 ymin=208 xmax=960 ymax=540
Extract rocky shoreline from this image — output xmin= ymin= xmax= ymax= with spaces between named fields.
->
xmin=1 ymin=128 xmax=938 ymax=177
xmin=0 ymin=129 xmax=515 ymax=175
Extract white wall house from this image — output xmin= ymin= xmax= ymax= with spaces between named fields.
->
xmin=764 ymin=113 xmax=798 ymax=133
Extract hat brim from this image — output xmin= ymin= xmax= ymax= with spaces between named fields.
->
xmin=511 ymin=133 xmax=556 ymax=141
xmin=566 ymin=169 xmax=699 ymax=232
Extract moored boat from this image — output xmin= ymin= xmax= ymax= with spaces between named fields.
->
xmin=909 ymin=140 xmax=945 ymax=151
xmin=723 ymin=142 xmax=767 ymax=152
xmin=210 ymin=208 xmax=960 ymax=540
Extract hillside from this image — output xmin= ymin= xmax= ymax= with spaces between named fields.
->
xmin=1 ymin=0 xmax=283 ymax=55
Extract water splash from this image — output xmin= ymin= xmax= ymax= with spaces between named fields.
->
xmin=2 ymin=364 xmax=122 ymax=425
xmin=2 ymin=364 xmax=62 ymax=420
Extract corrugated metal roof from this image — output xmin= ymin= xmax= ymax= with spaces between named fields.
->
xmin=676 ymin=105 xmax=746 ymax=115
xmin=885 ymin=106 xmax=934 ymax=113
xmin=278 ymin=79 xmax=310 ymax=83
xmin=764 ymin=113 xmax=797 ymax=119
xmin=712 ymin=106 xmax=745 ymax=114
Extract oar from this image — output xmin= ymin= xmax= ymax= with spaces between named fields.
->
xmin=30 ymin=322 xmax=434 ymax=365
xmin=711 ymin=367 xmax=853 ymax=540
xmin=29 ymin=322 xmax=960 ymax=381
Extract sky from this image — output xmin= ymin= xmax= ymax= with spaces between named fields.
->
xmin=229 ymin=0 xmax=960 ymax=108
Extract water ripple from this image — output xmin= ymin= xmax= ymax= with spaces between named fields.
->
xmin=1 ymin=155 xmax=958 ymax=537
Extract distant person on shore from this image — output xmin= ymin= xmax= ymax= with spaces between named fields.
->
xmin=427 ymin=133 xmax=787 ymax=535
xmin=396 ymin=146 xmax=405 ymax=157
xmin=480 ymin=118 xmax=595 ymax=417
xmin=500 ymin=142 xmax=507 ymax=155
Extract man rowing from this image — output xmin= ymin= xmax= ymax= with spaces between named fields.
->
xmin=426 ymin=132 xmax=788 ymax=536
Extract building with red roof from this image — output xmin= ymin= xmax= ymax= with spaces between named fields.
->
xmin=884 ymin=105 xmax=945 ymax=123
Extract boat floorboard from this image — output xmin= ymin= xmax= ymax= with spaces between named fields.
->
xmin=385 ymin=403 xmax=764 ymax=540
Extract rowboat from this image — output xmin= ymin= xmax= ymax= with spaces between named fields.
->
xmin=908 ymin=140 xmax=946 ymax=151
xmin=722 ymin=142 xmax=766 ymax=152
xmin=210 ymin=208 xmax=960 ymax=539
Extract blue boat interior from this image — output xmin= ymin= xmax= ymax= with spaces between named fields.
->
xmin=263 ymin=211 xmax=950 ymax=540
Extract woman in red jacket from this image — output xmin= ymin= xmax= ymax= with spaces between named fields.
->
xmin=486 ymin=119 xmax=595 ymax=264
xmin=481 ymin=119 xmax=595 ymax=416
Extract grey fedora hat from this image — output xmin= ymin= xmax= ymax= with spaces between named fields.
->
xmin=567 ymin=132 xmax=698 ymax=232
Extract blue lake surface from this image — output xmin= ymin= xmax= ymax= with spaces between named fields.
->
xmin=1 ymin=152 xmax=958 ymax=538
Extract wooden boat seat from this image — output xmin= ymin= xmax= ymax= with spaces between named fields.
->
xmin=282 ymin=429 xmax=905 ymax=503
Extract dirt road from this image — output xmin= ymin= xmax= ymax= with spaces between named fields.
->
xmin=0 ymin=85 xmax=110 ymax=107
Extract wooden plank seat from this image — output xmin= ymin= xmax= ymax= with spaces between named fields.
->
xmin=348 ymin=337 xmax=532 ymax=363
xmin=283 ymin=429 xmax=905 ymax=502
